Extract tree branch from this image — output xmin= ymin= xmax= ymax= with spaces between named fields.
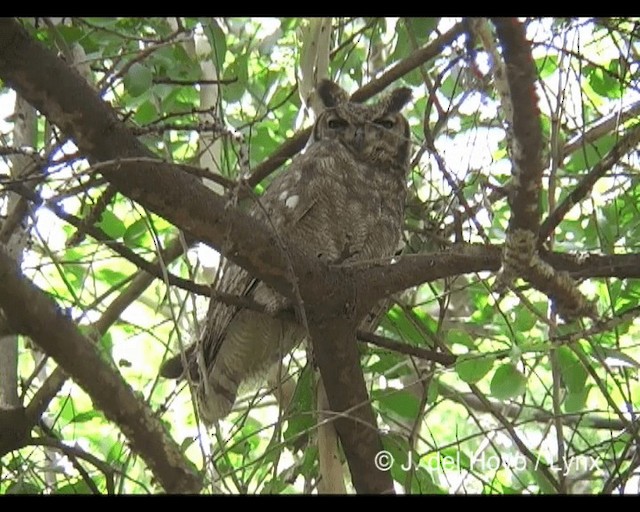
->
xmin=539 ymin=122 xmax=640 ymax=242
xmin=0 ymin=247 xmax=202 ymax=493
xmin=561 ymin=98 xmax=640 ymax=159
xmin=0 ymin=18 xmax=305 ymax=301
xmin=357 ymin=331 xmax=456 ymax=366
xmin=542 ymin=250 xmax=640 ymax=279
xmin=491 ymin=18 xmax=595 ymax=320
xmin=438 ymin=382 xmax=627 ymax=431
xmin=492 ymin=18 xmax=543 ymax=236
xmin=307 ymin=314 xmax=394 ymax=494
xmin=354 ymin=245 xmax=502 ymax=301
xmin=21 ymin=237 xmax=191 ymax=434
xmin=246 ymin=21 xmax=465 ymax=187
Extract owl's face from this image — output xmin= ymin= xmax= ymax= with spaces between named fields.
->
xmin=311 ymin=81 xmax=412 ymax=169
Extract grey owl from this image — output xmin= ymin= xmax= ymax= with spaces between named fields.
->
xmin=161 ymin=79 xmax=412 ymax=424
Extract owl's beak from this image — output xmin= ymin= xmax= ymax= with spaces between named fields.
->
xmin=353 ymin=126 xmax=365 ymax=151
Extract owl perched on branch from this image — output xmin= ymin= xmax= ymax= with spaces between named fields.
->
xmin=161 ymin=79 xmax=412 ymax=424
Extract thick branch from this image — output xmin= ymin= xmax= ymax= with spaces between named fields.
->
xmin=491 ymin=18 xmax=596 ymax=320
xmin=356 ymin=246 xmax=640 ymax=307
xmin=354 ymin=246 xmax=502 ymax=302
xmin=22 ymin=237 xmax=190 ymax=432
xmin=308 ymin=314 xmax=394 ymax=494
xmin=0 ymin=19 xmax=303 ymax=301
xmin=492 ymin=17 xmax=544 ymax=234
xmin=0 ymin=248 xmax=201 ymax=492
xmin=542 ymin=250 xmax=640 ymax=279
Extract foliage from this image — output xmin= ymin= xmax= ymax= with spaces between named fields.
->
xmin=1 ymin=17 xmax=639 ymax=494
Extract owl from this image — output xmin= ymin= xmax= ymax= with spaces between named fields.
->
xmin=161 ymin=79 xmax=412 ymax=424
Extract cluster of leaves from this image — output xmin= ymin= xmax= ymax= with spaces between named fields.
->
xmin=1 ymin=17 xmax=639 ymax=494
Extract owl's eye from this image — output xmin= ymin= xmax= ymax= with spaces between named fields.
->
xmin=327 ymin=117 xmax=348 ymax=129
xmin=374 ymin=118 xmax=395 ymax=129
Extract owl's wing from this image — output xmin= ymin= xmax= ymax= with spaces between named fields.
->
xmin=199 ymin=259 xmax=258 ymax=369
xmin=248 ymin=145 xmax=338 ymax=252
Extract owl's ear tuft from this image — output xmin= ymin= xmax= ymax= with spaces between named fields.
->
xmin=385 ymin=87 xmax=412 ymax=113
xmin=316 ymin=79 xmax=350 ymax=108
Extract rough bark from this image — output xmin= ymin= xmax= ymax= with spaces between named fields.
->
xmin=0 ymin=247 xmax=202 ymax=493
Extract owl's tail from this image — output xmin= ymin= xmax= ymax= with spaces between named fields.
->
xmin=197 ymin=372 xmax=238 ymax=424
xmin=160 ymin=345 xmax=195 ymax=379
xmin=160 ymin=345 xmax=238 ymax=424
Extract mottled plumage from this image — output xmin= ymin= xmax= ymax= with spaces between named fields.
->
xmin=161 ymin=80 xmax=412 ymax=423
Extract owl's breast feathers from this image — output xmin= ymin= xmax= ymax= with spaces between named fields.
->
xmin=251 ymin=140 xmax=406 ymax=264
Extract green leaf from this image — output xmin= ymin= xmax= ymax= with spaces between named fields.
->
xmin=381 ymin=306 xmax=432 ymax=347
xmin=230 ymin=418 xmax=261 ymax=455
xmin=97 ymin=267 xmax=128 ymax=285
xmin=405 ymin=18 xmax=438 ymax=42
xmin=455 ymin=353 xmax=495 ymax=384
xmin=426 ymin=379 xmax=439 ymax=404
xmin=124 ymin=62 xmax=153 ymax=98
xmin=283 ymin=367 xmax=314 ymax=445
xmin=411 ymin=467 xmax=445 ymax=494
xmin=536 ymin=55 xmax=558 ymax=79
xmin=300 ymin=445 xmax=319 ymax=477
xmin=133 ymin=100 xmax=158 ymax=125
xmin=71 ymin=411 xmax=101 ymax=423
xmin=262 ymin=479 xmax=291 ymax=494
xmin=368 ymin=351 xmax=410 ymax=379
xmin=587 ymin=64 xmax=623 ymax=99
xmin=563 ymin=386 xmax=590 ymax=413
xmin=565 ymin=134 xmax=615 ymax=172
xmin=439 ymin=446 xmax=472 ymax=471
xmin=97 ymin=210 xmax=126 ymax=239
xmin=556 ymin=346 xmax=587 ymax=393
xmin=532 ymin=465 xmax=557 ymax=494
xmin=223 ymin=55 xmax=248 ymax=102
xmin=123 ymin=218 xmax=149 ymax=247
xmin=440 ymin=67 xmax=464 ymax=100
xmin=490 ymin=364 xmax=527 ymax=400
xmin=100 ymin=331 xmax=114 ymax=354
xmin=375 ymin=389 xmax=421 ymax=420
xmin=57 ymin=396 xmax=78 ymax=424
xmin=446 ymin=328 xmax=475 ymax=349
xmin=62 ymin=264 xmax=86 ymax=291
xmin=83 ymin=18 xmax=120 ymax=29
xmin=53 ymin=25 xmax=85 ymax=46
xmin=55 ymin=480 xmax=97 ymax=494
xmin=380 ymin=433 xmax=412 ymax=483
xmin=6 ymin=481 xmax=41 ymax=494
xmin=513 ymin=307 xmax=537 ymax=332
xmin=204 ymin=19 xmax=227 ymax=71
